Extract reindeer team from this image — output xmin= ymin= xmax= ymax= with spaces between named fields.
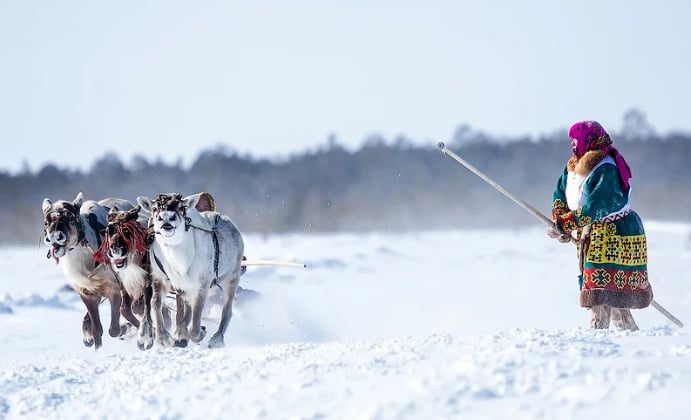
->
xmin=41 ymin=191 xmax=244 ymax=351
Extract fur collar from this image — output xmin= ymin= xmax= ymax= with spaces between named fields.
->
xmin=567 ymin=150 xmax=608 ymax=175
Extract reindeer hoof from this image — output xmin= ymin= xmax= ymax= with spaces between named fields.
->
xmin=157 ymin=339 xmax=172 ymax=348
xmin=174 ymin=339 xmax=188 ymax=348
xmin=156 ymin=331 xmax=174 ymax=348
xmin=137 ymin=334 xmax=154 ymax=350
xmin=208 ymin=334 xmax=225 ymax=349
xmin=137 ymin=341 xmax=152 ymax=351
xmin=137 ymin=324 xmax=154 ymax=350
xmin=191 ymin=326 xmax=207 ymax=343
xmin=109 ymin=324 xmax=129 ymax=338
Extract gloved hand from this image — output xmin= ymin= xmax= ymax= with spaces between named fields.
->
xmin=547 ymin=223 xmax=571 ymax=243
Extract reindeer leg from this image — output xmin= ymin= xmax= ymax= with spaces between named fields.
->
xmin=162 ymin=303 xmax=172 ymax=330
xmin=120 ymin=291 xmax=140 ymax=329
xmin=151 ymin=279 xmax=173 ymax=347
xmin=81 ymin=312 xmax=94 ymax=347
xmin=189 ymin=289 xmax=208 ymax=344
xmin=79 ymin=291 xmax=103 ymax=349
xmin=174 ymin=292 xmax=192 ymax=347
xmin=137 ymin=279 xmax=155 ymax=351
xmin=208 ymin=276 xmax=239 ymax=349
xmin=107 ymin=289 xmax=128 ymax=338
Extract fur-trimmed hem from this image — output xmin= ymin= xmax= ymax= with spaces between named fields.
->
xmin=580 ymin=287 xmax=653 ymax=309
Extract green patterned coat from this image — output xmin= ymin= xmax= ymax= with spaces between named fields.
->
xmin=552 ymin=151 xmax=653 ymax=309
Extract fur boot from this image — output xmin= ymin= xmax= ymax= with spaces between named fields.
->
xmin=611 ymin=308 xmax=639 ymax=331
xmin=590 ymin=305 xmax=611 ymax=329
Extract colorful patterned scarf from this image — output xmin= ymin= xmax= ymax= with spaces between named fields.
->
xmin=568 ymin=120 xmax=632 ymax=191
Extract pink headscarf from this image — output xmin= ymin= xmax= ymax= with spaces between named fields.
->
xmin=568 ymin=120 xmax=632 ymax=191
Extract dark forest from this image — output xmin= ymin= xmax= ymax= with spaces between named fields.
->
xmin=2 ymin=110 xmax=689 ymax=246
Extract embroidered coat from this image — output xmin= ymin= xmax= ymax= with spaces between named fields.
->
xmin=552 ymin=150 xmax=653 ymax=309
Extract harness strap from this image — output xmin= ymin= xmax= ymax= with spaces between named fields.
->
xmin=152 ymin=248 xmax=168 ymax=280
xmin=186 ymin=215 xmax=221 ymax=282
xmin=209 ymin=214 xmax=222 ymax=291
xmin=212 ymin=214 xmax=220 ymax=280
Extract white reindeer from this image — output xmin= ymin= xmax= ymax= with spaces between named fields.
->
xmin=137 ymin=193 xmax=244 ymax=349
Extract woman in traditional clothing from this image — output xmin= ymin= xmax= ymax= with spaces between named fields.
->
xmin=548 ymin=120 xmax=653 ymax=330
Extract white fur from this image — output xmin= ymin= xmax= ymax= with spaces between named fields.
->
xmin=62 ymin=246 xmax=102 ymax=292
xmin=566 ymin=156 xmax=615 ymax=210
xmin=117 ymin=263 xmax=148 ymax=300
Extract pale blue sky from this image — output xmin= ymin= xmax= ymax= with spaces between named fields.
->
xmin=1 ymin=0 xmax=690 ymax=173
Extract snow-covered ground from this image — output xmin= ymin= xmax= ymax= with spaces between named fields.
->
xmin=1 ymin=222 xmax=690 ymax=419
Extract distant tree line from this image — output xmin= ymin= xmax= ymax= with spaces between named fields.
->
xmin=1 ymin=109 xmax=689 ymax=246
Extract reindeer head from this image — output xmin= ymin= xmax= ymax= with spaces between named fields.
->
xmin=94 ymin=205 xmax=148 ymax=272
xmin=42 ymin=192 xmax=85 ymax=263
xmin=137 ymin=193 xmax=200 ymax=244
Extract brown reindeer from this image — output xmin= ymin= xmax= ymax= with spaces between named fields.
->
xmin=42 ymin=192 xmax=140 ymax=349
xmin=93 ymin=205 xmax=158 ymax=350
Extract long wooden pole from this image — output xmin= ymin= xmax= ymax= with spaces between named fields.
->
xmin=242 ymin=259 xmax=307 ymax=268
xmin=437 ymin=142 xmax=684 ymax=328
